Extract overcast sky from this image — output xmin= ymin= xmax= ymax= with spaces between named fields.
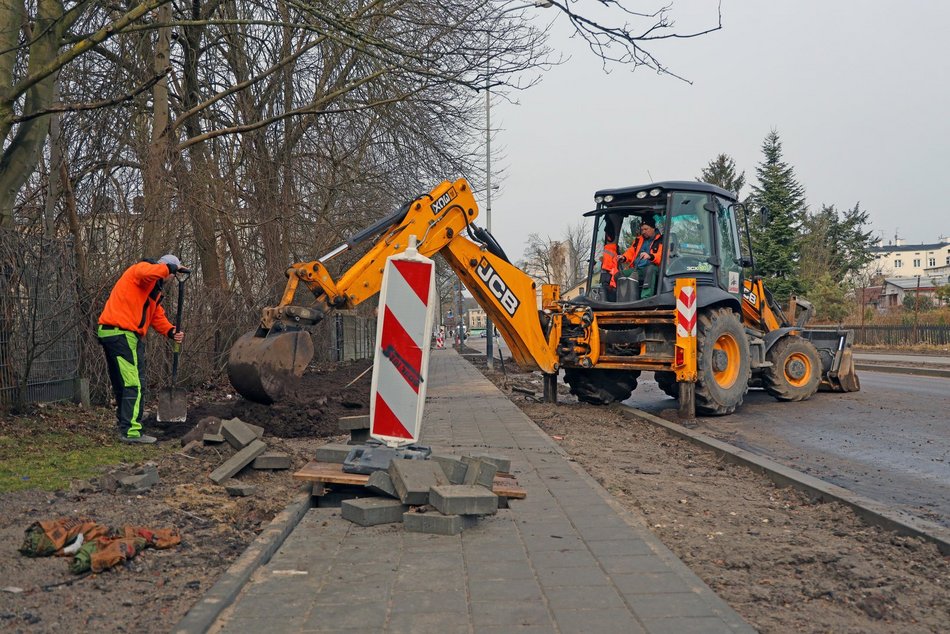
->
xmin=484 ymin=1 xmax=950 ymax=261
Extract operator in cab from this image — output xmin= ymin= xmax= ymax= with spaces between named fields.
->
xmin=617 ymin=216 xmax=663 ymax=298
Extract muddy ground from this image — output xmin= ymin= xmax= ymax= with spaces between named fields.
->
xmin=461 ymin=350 xmax=949 ymax=634
xmin=0 ymin=361 xmax=370 ymax=633
xmin=1 ymin=351 xmax=947 ymax=633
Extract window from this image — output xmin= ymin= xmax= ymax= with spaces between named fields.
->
xmin=895 ymin=260 xmax=903 ymax=268
xmin=913 ymin=259 xmax=921 ymax=267
xmin=930 ymin=258 xmax=936 ymax=267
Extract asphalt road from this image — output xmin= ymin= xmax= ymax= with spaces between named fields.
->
xmin=625 ymin=370 xmax=950 ymax=529
xmin=465 ymin=338 xmax=950 ymax=528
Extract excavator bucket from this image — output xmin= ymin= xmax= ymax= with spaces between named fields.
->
xmin=227 ymin=329 xmax=314 ymax=404
xmin=801 ymin=329 xmax=861 ymax=393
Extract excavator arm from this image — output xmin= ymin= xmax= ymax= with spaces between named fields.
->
xmin=228 ymin=178 xmax=558 ymax=403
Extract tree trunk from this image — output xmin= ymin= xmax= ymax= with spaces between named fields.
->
xmin=142 ymin=2 xmax=174 ymax=256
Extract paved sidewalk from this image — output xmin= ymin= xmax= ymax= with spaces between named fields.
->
xmin=210 ymin=349 xmax=754 ymax=633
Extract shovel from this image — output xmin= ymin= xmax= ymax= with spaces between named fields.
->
xmin=158 ymin=272 xmax=189 ymax=422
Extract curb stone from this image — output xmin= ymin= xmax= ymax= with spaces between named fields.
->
xmin=173 ymin=489 xmax=313 ymax=633
xmin=619 ymin=404 xmax=950 ymax=555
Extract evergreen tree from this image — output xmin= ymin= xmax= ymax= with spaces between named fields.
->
xmin=800 ymin=202 xmax=877 ymax=291
xmin=749 ymin=130 xmax=807 ymax=301
xmin=698 ymin=154 xmax=746 ymax=197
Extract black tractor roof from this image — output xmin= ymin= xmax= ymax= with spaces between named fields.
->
xmin=594 ymin=181 xmax=737 ymax=202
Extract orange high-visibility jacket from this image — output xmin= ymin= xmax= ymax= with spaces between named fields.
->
xmin=622 ymin=232 xmax=664 ymax=267
xmin=600 ymin=241 xmax=619 ymax=288
xmin=98 ymin=261 xmax=176 ymax=338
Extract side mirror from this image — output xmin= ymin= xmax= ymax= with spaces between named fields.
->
xmin=703 ymin=201 xmax=718 ymax=213
xmin=741 ymin=256 xmax=754 ymax=268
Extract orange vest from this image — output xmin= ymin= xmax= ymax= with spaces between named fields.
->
xmin=98 ymin=261 xmax=176 ymax=338
xmin=600 ymin=241 xmax=619 ymax=288
xmin=622 ymin=232 xmax=663 ymax=267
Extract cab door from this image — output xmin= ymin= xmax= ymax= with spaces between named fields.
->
xmin=714 ymin=195 xmax=743 ymax=300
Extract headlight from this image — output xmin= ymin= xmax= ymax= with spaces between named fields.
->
xmin=636 ymin=191 xmax=647 ymax=199
xmin=594 ymin=196 xmax=604 ymax=203
xmin=649 ymin=188 xmax=661 ymax=196
xmin=604 ymin=195 xmax=614 ymax=202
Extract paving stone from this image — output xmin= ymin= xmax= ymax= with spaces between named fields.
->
xmin=251 ymin=452 xmax=291 ymax=470
xmin=431 ymin=454 xmax=467 ymax=484
xmin=202 ymin=432 xmax=225 ymax=443
xmin=403 ymin=511 xmax=475 ymax=535
xmin=461 ymin=457 xmax=498 ymax=488
xmin=315 ymin=442 xmax=351 ymax=464
xmin=225 ymin=482 xmax=258 ymax=497
xmin=429 ymin=484 xmax=498 ymax=516
xmin=388 ymin=458 xmax=448 ymax=505
xmin=464 ymin=451 xmax=511 ymax=473
xmin=244 ymin=422 xmax=265 ymax=439
xmin=221 ymin=417 xmax=258 ymax=449
xmin=338 ymin=414 xmax=370 ymax=431
xmin=341 ymin=497 xmax=408 ymax=526
xmin=181 ymin=416 xmax=221 ymax=446
xmin=117 ymin=464 xmax=158 ymax=493
xmin=366 ymin=470 xmax=398 ymax=498
xmin=210 ymin=439 xmax=267 ymax=484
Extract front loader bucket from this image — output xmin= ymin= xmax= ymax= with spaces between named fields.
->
xmin=227 ymin=329 xmax=314 ymax=404
xmin=801 ymin=328 xmax=861 ymax=393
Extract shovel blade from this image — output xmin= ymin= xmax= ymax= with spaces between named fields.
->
xmin=157 ymin=388 xmax=188 ymax=422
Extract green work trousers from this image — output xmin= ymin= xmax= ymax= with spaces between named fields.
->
xmin=97 ymin=326 xmax=147 ymax=438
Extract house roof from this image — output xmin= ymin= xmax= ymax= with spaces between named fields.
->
xmin=870 ymin=241 xmax=950 ymax=253
xmin=883 ymin=275 xmax=948 ymax=290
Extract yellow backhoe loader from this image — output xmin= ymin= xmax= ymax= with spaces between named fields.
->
xmin=227 ymin=178 xmax=859 ymax=416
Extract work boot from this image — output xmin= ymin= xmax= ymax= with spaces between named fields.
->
xmin=119 ymin=434 xmax=157 ymax=444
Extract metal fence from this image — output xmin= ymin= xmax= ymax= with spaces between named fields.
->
xmin=331 ymin=313 xmax=376 ymax=361
xmin=0 ymin=231 xmax=81 ymax=408
xmin=846 ymin=324 xmax=950 ymax=347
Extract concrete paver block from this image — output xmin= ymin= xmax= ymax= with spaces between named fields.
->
xmin=462 ymin=457 xmax=498 ymax=488
xmin=465 ymin=452 xmax=511 ymax=473
xmin=245 ymin=422 xmax=265 ymax=439
xmin=431 ymin=454 xmax=467 ymax=484
xmin=338 ymin=414 xmax=370 ymax=431
xmin=202 ymin=432 xmax=225 ymax=443
xmin=222 ymin=418 xmax=258 ymax=449
xmin=181 ymin=416 xmax=221 ymax=446
xmin=315 ymin=443 xmax=352 ymax=464
xmin=366 ymin=470 xmax=398 ymax=498
xmin=225 ymin=481 xmax=258 ymax=497
xmin=210 ymin=439 xmax=267 ymax=484
xmin=341 ymin=497 xmax=408 ymax=526
xmin=403 ymin=511 xmax=476 ymax=535
xmin=252 ymin=452 xmax=292 ymax=470
xmin=389 ymin=459 xmax=449 ymax=505
xmin=429 ymin=485 xmax=498 ymax=516
xmin=118 ymin=464 xmax=158 ymax=493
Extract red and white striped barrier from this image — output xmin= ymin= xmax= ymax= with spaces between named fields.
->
xmin=369 ymin=236 xmax=436 ymax=446
xmin=676 ymin=283 xmax=697 ymax=337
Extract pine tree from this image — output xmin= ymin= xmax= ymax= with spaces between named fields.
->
xmin=698 ymin=154 xmax=746 ymax=197
xmin=749 ymin=130 xmax=807 ymax=301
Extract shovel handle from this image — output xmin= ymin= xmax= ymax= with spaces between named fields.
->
xmin=171 ymin=278 xmax=186 ymax=384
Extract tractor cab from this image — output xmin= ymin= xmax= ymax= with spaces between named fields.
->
xmin=581 ymin=181 xmax=745 ymax=310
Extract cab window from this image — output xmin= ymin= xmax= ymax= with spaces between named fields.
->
xmin=665 ymin=192 xmax=715 ymax=276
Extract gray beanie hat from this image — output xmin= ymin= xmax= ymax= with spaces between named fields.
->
xmin=158 ymin=254 xmax=181 ymax=269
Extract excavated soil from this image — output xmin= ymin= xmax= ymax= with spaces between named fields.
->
xmin=461 ymin=350 xmax=949 ymax=634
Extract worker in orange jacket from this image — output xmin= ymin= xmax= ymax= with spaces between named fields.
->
xmin=598 ymin=230 xmax=620 ymax=301
xmin=618 ymin=216 xmax=663 ymax=298
xmin=97 ymin=255 xmax=189 ymax=443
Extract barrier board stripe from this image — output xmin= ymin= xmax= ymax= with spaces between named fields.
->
xmin=392 ymin=260 xmax=432 ymax=305
xmin=383 ymin=264 xmax=428 ymax=340
xmin=375 ymin=352 xmax=421 ymax=433
xmin=372 ymin=392 xmax=413 ymax=439
xmin=380 ymin=307 xmax=422 ymax=391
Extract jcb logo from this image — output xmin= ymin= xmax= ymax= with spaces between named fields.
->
xmin=431 ymin=187 xmax=457 ymax=215
xmin=477 ymin=257 xmax=520 ymax=317
xmin=743 ymin=287 xmax=758 ymax=306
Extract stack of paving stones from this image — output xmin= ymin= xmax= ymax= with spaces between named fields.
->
xmin=320 ymin=415 xmax=513 ymax=535
xmin=180 ymin=416 xmax=292 ymax=496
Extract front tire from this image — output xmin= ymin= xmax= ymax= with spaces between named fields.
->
xmin=695 ymin=307 xmax=751 ymax=415
xmin=563 ymin=368 xmax=640 ymax=405
xmin=762 ymin=336 xmax=821 ymax=401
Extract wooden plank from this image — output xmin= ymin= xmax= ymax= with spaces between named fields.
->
xmin=293 ymin=461 xmax=526 ymax=499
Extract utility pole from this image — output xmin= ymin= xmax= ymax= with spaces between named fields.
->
xmin=913 ymin=274 xmax=921 ymax=345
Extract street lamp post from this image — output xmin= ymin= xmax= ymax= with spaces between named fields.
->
xmin=484 ymin=0 xmax=552 ymax=370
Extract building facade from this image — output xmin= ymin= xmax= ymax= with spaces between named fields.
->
xmin=866 ymin=238 xmax=950 ymax=278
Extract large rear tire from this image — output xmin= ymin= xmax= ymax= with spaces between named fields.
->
xmin=762 ymin=336 xmax=821 ymax=401
xmin=563 ymin=368 xmax=640 ymax=405
xmin=695 ymin=308 xmax=751 ymax=415
xmin=654 ymin=371 xmax=679 ymax=399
